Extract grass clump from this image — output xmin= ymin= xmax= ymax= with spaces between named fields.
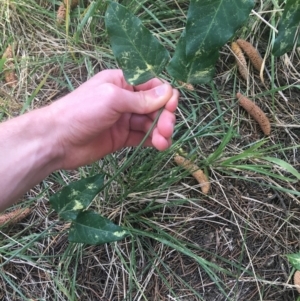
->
xmin=0 ymin=0 xmax=300 ymax=300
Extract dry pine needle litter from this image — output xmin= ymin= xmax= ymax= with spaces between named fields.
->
xmin=174 ymin=155 xmax=210 ymax=194
xmin=237 ymin=92 xmax=271 ymax=136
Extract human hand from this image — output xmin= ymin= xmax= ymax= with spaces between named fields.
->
xmin=50 ymin=69 xmax=179 ymax=170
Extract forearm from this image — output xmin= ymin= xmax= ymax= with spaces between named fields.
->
xmin=0 ymin=107 xmax=62 ymax=211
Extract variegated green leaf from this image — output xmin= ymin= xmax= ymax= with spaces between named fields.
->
xmin=68 ymin=211 xmax=130 ymax=245
xmin=168 ymin=0 xmax=254 ymax=84
xmin=167 ymin=30 xmax=217 ymax=84
xmin=105 ymin=2 xmax=169 ymax=85
xmin=272 ymin=0 xmax=300 ymax=56
xmin=186 ymin=0 xmax=255 ymax=58
xmin=50 ymin=174 xmax=105 ymax=221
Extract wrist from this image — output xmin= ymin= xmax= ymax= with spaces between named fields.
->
xmin=33 ymin=105 xmax=65 ymax=172
xmin=0 ymin=106 xmax=64 ymax=208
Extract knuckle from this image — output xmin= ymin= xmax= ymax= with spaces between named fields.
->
xmin=101 ymin=83 xmax=118 ymax=99
xmin=136 ymin=91 xmax=149 ymax=114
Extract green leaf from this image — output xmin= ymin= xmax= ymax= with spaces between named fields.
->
xmin=287 ymin=253 xmax=300 ymax=270
xmin=166 ymin=30 xmax=217 ymax=84
xmin=105 ymin=2 xmax=169 ymax=85
xmin=186 ymin=0 xmax=255 ymax=58
xmin=50 ymin=174 xmax=105 ymax=221
xmin=168 ymin=0 xmax=254 ymax=84
xmin=263 ymin=156 xmax=300 ymax=181
xmin=68 ymin=211 xmax=130 ymax=245
xmin=273 ymin=0 xmax=300 ymax=56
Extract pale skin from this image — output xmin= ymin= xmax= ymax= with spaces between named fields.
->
xmin=0 ymin=70 xmax=179 ymax=211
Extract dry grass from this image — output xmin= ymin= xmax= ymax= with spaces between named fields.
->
xmin=0 ymin=0 xmax=300 ymax=300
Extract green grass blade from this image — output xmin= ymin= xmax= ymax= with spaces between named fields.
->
xmin=168 ymin=0 xmax=255 ymax=84
xmin=263 ymin=156 xmax=300 ymax=181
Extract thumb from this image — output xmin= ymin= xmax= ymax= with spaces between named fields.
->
xmin=112 ymin=83 xmax=173 ymax=114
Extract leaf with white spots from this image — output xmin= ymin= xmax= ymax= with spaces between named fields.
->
xmin=105 ymin=2 xmax=169 ymax=85
xmin=186 ymin=0 xmax=255 ymax=58
xmin=168 ymin=0 xmax=254 ymax=84
xmin=167 ymin=30 xmax=217 ymax=84
xmin=272 ymin=0 xmax=300 ymax=56
xmin=68 ymin=211 xmax=130 ymax=245
xmin=50 ymin=174 xmax=105 ymax=221
xmin=287 ymin=252 xmax=300 ymax=270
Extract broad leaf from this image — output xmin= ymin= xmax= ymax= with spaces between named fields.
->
xmin=168 ymin=0 xmax=254 ymax=84
xmin=272 ymin=0 xmax=300 ymax=56
xmin=186 ymin=0 xmax=255 ymax=58
xmin=68 ymin=211 xmax=130 ymax=245
xmin=167 ymin=30 xmax=217 ymax=84
xmin=50 ymin=174 xmax=105 ymax=221
xmin=287 ymin=253 xmax=300 ymax=270
xmin=105 ymin=2 xmax=169 ymax=85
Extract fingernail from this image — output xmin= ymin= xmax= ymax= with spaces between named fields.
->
xmin=155 ymin=84 xmax=168 ymax=96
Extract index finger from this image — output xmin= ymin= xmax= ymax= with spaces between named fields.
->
xmin=93 ymin=69 xmax=135 ymax=90
xmin=133 ymin=78 xmax=168 ymax=91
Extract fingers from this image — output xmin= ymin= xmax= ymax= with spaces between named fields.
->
xmin=127 ymin=85 xmax=178 ymax=151
xmin=133 ymin=78 xmax=167 ymax=91
xmin=129 ymin=108 xmax=175 ymax=151
xmin=152 ymin=128 xmax=172 ymax=151
xmin=93 ymin=69 xmax=167 ymax=92
xmin=124 ymin=132 xmax=153 ymax=148
xmin=93 ymin=70 xmax=179 ymax=109
xmin=94 ymin=69 xmax=178 ymax=116
xmin=92 ymin=69 xmax=134 ymax=90
xmin=165 ymin=89 xmax=179 ymax=112
xmin=106 ymin=82 xmax=174 ymax=115
xmin=93 ymin=70 xmax=179 ymax=151
xmin=124 ymin=131 xmax=171 ymax=151
xmin=97 ymin=69 xmax=167 ymax=91
xmin=150 ymin=109 xmax=174 ymax=151
xmin=147 ymin=89 xmax=178 ymax=121
xmin=157 ymin=109 xmax=176 ymax=138
xmin=129 ymin=114 xmax=154 ymax=134
xmin=130 ymin=110 xmax=175 ymax=137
